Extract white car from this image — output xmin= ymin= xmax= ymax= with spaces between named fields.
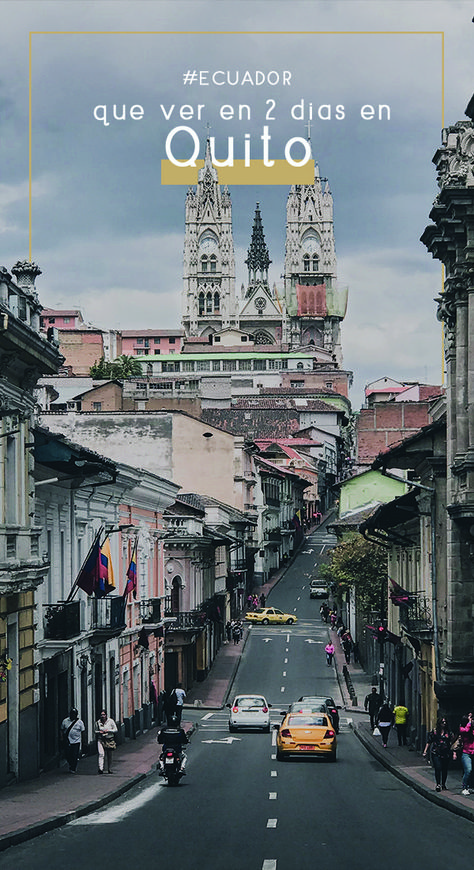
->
xmin=227 ymin=694 xmax=272 ymax=732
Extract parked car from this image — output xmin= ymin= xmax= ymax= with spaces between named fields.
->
xmin=227 ymin=694 xmax=272 ymax=732
xmin=245 ymin=607 xmax=297 ymax=625
xmin=296 ymin=696 xmax=340 ymax=733
xmin=276 ymin=710 xmax=337 ymax=761
xmin=309 ymin=579 xmax=328 ymax=598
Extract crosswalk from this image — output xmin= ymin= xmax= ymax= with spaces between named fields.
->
xmin=194 ymin=710 xmax=353 ymax=737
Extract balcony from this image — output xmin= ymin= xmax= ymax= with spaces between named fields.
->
xmin=164 ymin=609 xmax=208 ymax=632
xmin=90 ymin=596 xmax=126 ymax=641
xmin=44 ymin=601 xmax=81 ymax=640
xmin=399 ymin=596 xmax=433 ymax=637
xmin=139 ymin=598 xmax=162 ymax=625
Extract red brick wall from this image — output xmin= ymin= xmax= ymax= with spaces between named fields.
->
xmin=356 ymin=401 xmax=433 ymax=465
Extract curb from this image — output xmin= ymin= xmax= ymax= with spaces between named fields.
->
xmin=352 ymin=721 xmax=474 ymax=824
xmin=0 ymin=770 xmax=148 ymax=853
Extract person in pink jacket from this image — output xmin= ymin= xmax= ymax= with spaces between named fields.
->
xmin=325 ymin=642 xmax=335 ymax=666
xmin=459 ymin=712 xmax=474 ymax=794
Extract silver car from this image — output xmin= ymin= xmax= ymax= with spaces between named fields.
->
xmin=227 ymin=694 xmax=272 ymax=732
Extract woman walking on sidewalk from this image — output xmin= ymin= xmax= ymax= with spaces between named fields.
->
xmin=376 ymin=702 xmax=394 ymax=748
xmin=96 ymin=709 xmax=118 ymax=774
xmin=458 ymin=712 xmax=474 ymax=795
xmin=423 ymin=717 xmax=454 ymax=791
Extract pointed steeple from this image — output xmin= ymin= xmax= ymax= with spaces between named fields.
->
xmin=245 ymin=202 xmax=271 ymax=283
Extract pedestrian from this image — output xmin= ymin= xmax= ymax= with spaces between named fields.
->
xmin=232 ymin=621 xmax=242 ymax=645
xmin=252 ymin=594 xmax=259 ymax=609
xmin=60 ymin=706 xmax=85 ymax=773
xmin=423 ymin=716 xmax=454 ymax=791
xmin=352 ymin=641 xmax=360 ymax=664
xmin=95 ymin=709 xmax=118 ymax=774
xmin=364 ymin=687 xmax=382 ymax=731
xmin=247 ymin=594 xmax=254 ymax=610
xmin=325 ymin=641 xmax=335 ymax=666
xmin=393 ymin=701 xmax=409 ymax=746
xmin=458 ymin=712 xmax=474 ymax=795
xmin=260 ymin=592 xmax=266 ymax=608
xmin=164 ymin=687 xmax=178 ymax=726
xmin=330 ymin=611 xmax=337 ymax=629
xmin=226 ymin=620 xmax=232 ymax=642
xmin=342 ymin=635 xmax=352 ymax=664
xmin=376 ymin=701 xmax=394 ymax=748
xmin=172 ymin=682 xmax=186 ymax=725
xmin=320 ymin=602 xmax=329 ymax=623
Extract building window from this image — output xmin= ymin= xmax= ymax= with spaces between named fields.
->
xmin=326 ymin=382 xmax=333 ymax=389
xmin=253 ymin=359 xmax=266 ymax=371
xmin=238 ymin=360 xmax=252 ymax=371
xmin=212 ymin=360 xmax=221 ymax=371
xmin=63 ymin=317 xmax=70 ymax=324
xmin=201 ymin=255 xmax=208 ymax=272
xmin=48 ymin=317 xmax=56 ymax=324
xmin=137 ymin=338 xmax=143 ymax=345
xmin=214 ymin=291 xmax=220 ymax=312
xmin=312 ymin=255 xmax=319 ymax=271
xmin=206 ymin=292 xmax=213 ymax=313
xmin=210 ymin=255 xmax=217 ymax=273
xmin=197 ymin=360 xmax=210 ymax=371
xmin=223 ymin=359 xmax=236 ymax=371
xmin=6 ymin=535 xmax=16 ymax=558
xmin=199 ymin=292 xmax=205 ymax=315
xmin=182 ymin=360 xmax=195 ymax=372
xmin=169 ymin=337 xmax=176 ymax=344
xmin=291 ymin=380 xmax=305 ymax=388
xmin=241 ymin=335 xmax=248 ymax=342
xmin=93 ymin=402 xmax=102 ymax=411
xmin=303 ymin=254 xmax=310 ymax=272
xmin=154 ymin=337 xmax=161 ymax=344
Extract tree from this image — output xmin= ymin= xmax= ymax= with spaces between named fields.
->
xmin=89 ymin=355 xmax=142 ymax=379
xmin=319 ymin=532 xmax=388 ymax=613
xmin=89 ymin=357 xmax=113 ymax=379
xmin=110 ymin=355 xmax=143 ymax=378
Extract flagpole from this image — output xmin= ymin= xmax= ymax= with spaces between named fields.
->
xmin=123 ymin=536 xmax=138 ymax=602
xmin=66 ymin=526 xmax=104 ymax=602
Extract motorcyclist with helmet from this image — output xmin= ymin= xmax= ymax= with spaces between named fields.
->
xmin=157 ymin=715 xmax=189 ymax=776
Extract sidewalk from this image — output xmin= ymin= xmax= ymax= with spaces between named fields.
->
xmin=330 ymin=622 xmax=474 ymax=823
xmin=3 ymin=541 xmax=474 ymax=853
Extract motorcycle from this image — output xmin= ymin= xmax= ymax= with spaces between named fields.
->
xmin=159 ymin=747 xmax=185 ymax=786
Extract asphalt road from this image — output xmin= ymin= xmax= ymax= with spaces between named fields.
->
xmin=4 ymin=529 xmax=474 ymax=870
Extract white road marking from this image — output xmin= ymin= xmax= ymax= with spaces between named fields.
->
xmin=271 ymin=770 xmax=277 ymax=777
xmin=286 ymin=634 xmax=290 ymax=642
xmin=284 ymin=657 xmax=288 ymax=663
xmin=263 ymin=638 xmax=272 ymax=643
xmin=272 ymin=731 xmax=277 ymax=746
xmin=280 ymin=686 xmax=285 ymax=692
xmin=269 ymin=792 xmax=277 ymax=800
xmin=282 ymin=671 xmax=286 ymax=677
xmin=271 ymin=752 xmax=276 ymax=758
xmin=201 ymin=736 xmax=242 ymax=744
xmin=262 ymin=861 xmax=277 ymax=870
xmin=267 ymin=819 xmax=278 ymax=828
xmin=69 ymin=781 xmax=163 ymax=824
xmin=202 ymin=712 xmax=214 ymax=720
xmin=297 ymin=596 xmax=301 ymax=601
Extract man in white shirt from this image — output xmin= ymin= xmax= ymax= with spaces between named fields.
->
xmin=172 ymin=683 xmax=186 ymax=724
xmin=61 ymin=707 xmax=85 ymax=773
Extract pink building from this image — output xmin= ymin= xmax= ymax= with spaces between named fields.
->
xmin=40 ymin=308 xmax=86 ymax=331
xmin=121 ymin=329 xmax=184 ymax=357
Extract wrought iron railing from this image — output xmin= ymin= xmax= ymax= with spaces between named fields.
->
xmin=91 ymin=596 xmax=126 ymax=632
xmin=44 ymin=601 xmax=81 ymax=640
xmin=399 ymin=595 xmax=433 ymax=634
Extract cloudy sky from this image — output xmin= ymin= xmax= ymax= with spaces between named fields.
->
xmin=1 ymin=0 xmax=473 ymax=406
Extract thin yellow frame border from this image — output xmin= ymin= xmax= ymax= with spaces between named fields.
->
xmin=28 ymin=29 xmax=445 ymax=261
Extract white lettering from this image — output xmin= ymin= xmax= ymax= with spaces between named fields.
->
xmin=165 ymin=126 xmax=200 ymax=166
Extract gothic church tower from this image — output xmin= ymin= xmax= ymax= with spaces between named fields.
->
xmin=283 ymin=162 xmax=347 ymax=364
xmin=182 ymin=140 xmax=237 ymax=337
xmin=238 ymin=203 xmax=284 ymax=345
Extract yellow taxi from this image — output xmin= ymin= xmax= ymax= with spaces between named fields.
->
xmin=276 ymin=711 xmax=337 ymax=761
xmin=245 ymin=607 xmax=297 ymax=625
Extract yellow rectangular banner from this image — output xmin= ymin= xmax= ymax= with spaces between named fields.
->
xmin=161 ymin=159 xmax=315 ymax=185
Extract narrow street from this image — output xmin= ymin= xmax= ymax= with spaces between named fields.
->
xmin=3 ymin=529 xmax=474 ymax=870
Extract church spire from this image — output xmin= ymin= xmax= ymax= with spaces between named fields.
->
xmin=245 ymin=202 xmax=271 ymax=283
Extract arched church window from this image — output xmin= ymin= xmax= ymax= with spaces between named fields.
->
xmin=303 ymin=254 xmax=310 ymax=272
xmin=297 ymin=362 xmax=304 ymax=370
xmin=214 ymin=291 xmax=220 ymax=312
xmin=254 ymin=330 xmax=272 ymax=345
xmin=201 ymin=255 xmax=208 ymax=272
xmin=206 ymin=292 xmax=213 ymax=313
xmin=199 ymin=292 xmax=205 ymax=315
xmin=312 ymin=255 xmax=319 ymax=271
xmin=210 ymin=255 xmax=217 ymax=273
xmin=171 ymin=577 xmax=181 ymax=614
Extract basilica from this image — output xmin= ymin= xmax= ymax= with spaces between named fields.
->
xmin=181 ymin=139 xmax=349 ymax=375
